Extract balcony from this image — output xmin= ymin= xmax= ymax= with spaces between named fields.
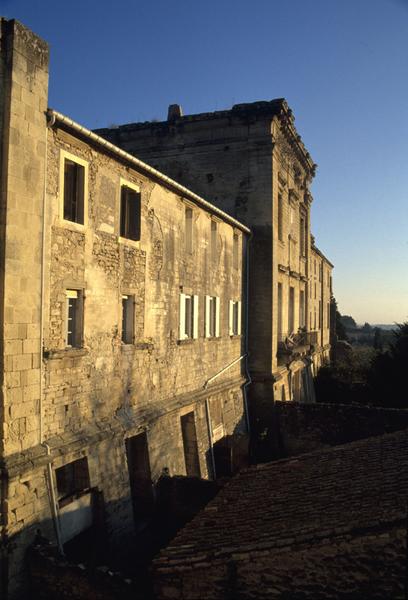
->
xmin=277 ymin=330 xmax=318 ymax=364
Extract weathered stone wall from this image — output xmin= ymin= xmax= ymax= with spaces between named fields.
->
xmin=0 ymin=19 xmax=49 ymax=598
xmin=273 ymin=400 xmax=408 ymax=458
xmin=309 ymin=245 xmax=332 ymax=368
xmin=0 ymin=18 xmax=48 ymax=456
xmin=97 ymin=104 xmax=331 ymax=406
xmin=0 ymin=20 xmax=248 ymax=599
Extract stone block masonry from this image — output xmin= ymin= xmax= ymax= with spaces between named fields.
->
xmin=96 ymin=99 xmax=334 ymax=411
xmin=0 ymin=19 xmax=250 ymax=599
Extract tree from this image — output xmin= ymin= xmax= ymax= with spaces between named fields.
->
xmin=368 ymin=322 xmax=408 ymax=408
xmin=361 ymin=322 xmax=373 ymax=333
xmin=373 ymin=327 xmax=383 ymax=351
xmin=331 ymin=297 xmax=348 ymax=341
xmin=340 ymin=315 xmax=357 ymax=330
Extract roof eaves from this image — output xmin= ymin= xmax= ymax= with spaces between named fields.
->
xmin=47 ymin=109 xmax=251 ymax=235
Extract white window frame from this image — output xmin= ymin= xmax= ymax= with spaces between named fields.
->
xmin=179 ymin=293 xmax=199 ymax=340
xmin=59 ymin=150 xmax=88 ymax=231
xmin=228 ymin=300 xmax=242 ymax=336
xmin=205 ymin=295 xmax=220 ymax=338
xmin=65 ymin=289 xmax=84 ymax=348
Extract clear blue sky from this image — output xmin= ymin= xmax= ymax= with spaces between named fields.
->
xmin=3 ymin=0 xmax=408 ymax=324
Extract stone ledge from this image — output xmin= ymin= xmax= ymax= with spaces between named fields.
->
xmin=3 ymin=375 xmax=247 ymax=478
xmin=43 ymin=348 xmax=89 ymax=360
xmin=177 ymin=338 xmax=196 ymax=346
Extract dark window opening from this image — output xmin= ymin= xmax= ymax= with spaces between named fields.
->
xmin=56 ymin=457 xmax=90 ymax=507
xmin=125 ymin=432 xmax=154 ymax=526
xmin=64 ymin=159 xmax=85 ymax=224
xmin=185 ymin=207 xmax=193 ymax=253
xmin=233 ymin=233 xmax=239 ymax=269
xmin=122 ymin=295 xmax=134 ymax=344
xmin=209 ymin=297 xmax=217 ymax=337
xmin=120 ymin=186 xmax=141 ymax=241
xmin=181 ymin=412 xmax=201 ymax=478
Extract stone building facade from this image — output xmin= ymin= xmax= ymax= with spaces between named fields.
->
xmin=97 ymin=99 xmax=334 ymax=408
xmin=0 ymin=19 xmax=250 ymax=598
xmin=309 ymin=240 xmax=333 ymax=372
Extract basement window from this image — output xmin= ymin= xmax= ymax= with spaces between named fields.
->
xmin=120 ymin=185 xmax=141 ymax=241
xmin=229 ymin=300 xmax=242 ymax=336
xmin=56 ymin=457 xmax=90 ymax=508
xmin=66 ymin=289 xmax=83 ymax=348
xmin=122 ymin=295 xmax=134 ymax=344
xmin=179 ymin=293 xmax=199 ymax=340
xmin=205 ymin=295 xmax=220 ymax=338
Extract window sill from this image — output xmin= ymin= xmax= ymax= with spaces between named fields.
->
xmin=121 ymin=342 xmax=154 ymax=351
xmin=177 ymin=338 xmax=196 ymax=346
xmin=205 ymin=336 xmax=222 ymax=342
xmin=44 ymin=347 xmax=89 ymax=360
xmin=229 ymin=334 xmax=242 ymax=339
xmin=119 ymin=236 xmax=141 ymax=248
xmin=58 ymin=219 xmax=86 ymax=233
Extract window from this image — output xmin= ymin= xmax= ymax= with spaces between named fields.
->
xmin=211 ymin=220 xmax=217 ymax=262
xmin=299 ymin=214 xmax=306 ymax=256
xmin=299 ymin=290 xmax=305 ymax=328
xmin=122 ymin=295 xmax=134 ymax=344
xmin=179 ymin=293 xmax=198 ymax=340
xmin=277 ymin=283 xmax=283 ymax=341
xmin=180 ymin=412 xmax=201 ymax=477
xmin=288 ymin=287 xmax=295 ymax=333
xmin=229 ymin=300 xmax=242 ymax=336
xmin=278 ymin=194 xmax=283 ymax=241
xmin=233 ymin=232 xmax=240 ymax=269
xmin=60 ymin=151 xmax=88 ymax=226
xmin=185 ymin=207 xmax=193 ymax=253
xmin=327 ymin=302 xmax=331 ymax=329
xmin=56 ymin=457 xmax=90 ymax=507
xmin=319 ymin=300 xmax=322 ymax=329
xmin=120 ymin=185 xmax=141 ymax=241
xmin=205 ymin=296 xmax=220 ymax=338
xmin=64 ymin=160 xmax=85 ymax=223
xmin=125 ymin=433 xmax=154 ymax=521
xmin=66 ymin=289 xmax=83 ymax=348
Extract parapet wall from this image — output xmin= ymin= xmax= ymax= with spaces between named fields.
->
xmin=273 ymin=401 xmax=408 ymax=458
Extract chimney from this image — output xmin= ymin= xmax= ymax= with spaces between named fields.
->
xmin=167 ymin=104 xmax=183 ymax=121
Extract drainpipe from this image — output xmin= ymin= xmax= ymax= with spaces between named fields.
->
xmin=43 ymin=444 xmax=64 ymax=554
xmin=40 ymin=116 xmax=64 ymax=554
xmin=242 ymin=232 xmax=253 ymax=434
xmin=204 ymin=399 xmax=216 ymax=480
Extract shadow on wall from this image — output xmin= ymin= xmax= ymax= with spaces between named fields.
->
xmin=2 ymin=467 xmax=227 ymax=599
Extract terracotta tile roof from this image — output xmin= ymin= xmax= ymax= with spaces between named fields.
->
xmin=154 ymin=429 xmax=408 ymax=567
